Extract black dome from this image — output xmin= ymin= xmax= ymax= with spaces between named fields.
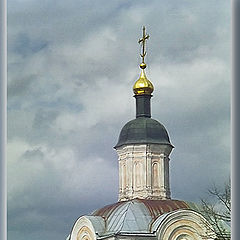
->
xmin=114 ymin=117 xmax=173 ymax=148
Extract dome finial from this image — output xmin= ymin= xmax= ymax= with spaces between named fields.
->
xmin=133 ymin=26 xmax=154 ymax=95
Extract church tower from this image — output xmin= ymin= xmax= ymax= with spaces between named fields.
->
xmin=114 ymin=26 xmax=174 ymax=201
xmin=67 ymin=27 xmax=222 ymax=240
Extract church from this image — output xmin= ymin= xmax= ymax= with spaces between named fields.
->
xmin=66 ymin=27 xmax=220 ymax=240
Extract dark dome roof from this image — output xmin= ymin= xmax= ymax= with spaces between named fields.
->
xmin=115 ymin=117 xmax=173 ymax=148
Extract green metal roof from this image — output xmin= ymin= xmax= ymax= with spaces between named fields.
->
xmin=114 ymin=117 xmax=173 ymax=148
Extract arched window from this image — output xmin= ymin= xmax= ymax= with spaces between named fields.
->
xmin=122 ymin=164 xmax=126 ymax=189
xmin=134 ymin=162 xmax=142 ymax=188
xmin=152 ymin=162 xmax=160 ymax=188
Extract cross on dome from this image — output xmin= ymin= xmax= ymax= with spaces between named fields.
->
xmin=138 ymin=26 xmax=149 ymax=69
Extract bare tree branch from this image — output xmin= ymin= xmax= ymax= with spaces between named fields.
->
xmin=200 ymin=180 xmax=231 ymax=240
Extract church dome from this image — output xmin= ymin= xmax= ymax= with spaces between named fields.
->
xmin=91 ymin=199 xmax=199 ymax=233
xmin=68 ymin=199 xmax=220 ymax=240
xmin=114 ymin=117 xmax=173 ymax=148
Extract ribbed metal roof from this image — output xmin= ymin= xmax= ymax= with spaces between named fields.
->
xmin=91 ymin=199 xmax=198 ymax=234
xmin=70 ymin=199 xmax=230 ymax=239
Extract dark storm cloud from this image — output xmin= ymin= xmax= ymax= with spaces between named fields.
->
xmin=20 ymin=148 xmax=44 ymax=162
xmin=7 ymin=0 xmax=230 ymax=239
xmin=12 ymin=33 xmax=48 ymax=57
xmin=7 ymin=75 xmax=35 ymax=98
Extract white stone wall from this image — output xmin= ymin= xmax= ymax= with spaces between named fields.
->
xmin=116 ymin=144 xmax=173 ymax=201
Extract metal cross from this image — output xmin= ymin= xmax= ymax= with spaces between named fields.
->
xmin=138 ymin=26 xmax=149 ymax=64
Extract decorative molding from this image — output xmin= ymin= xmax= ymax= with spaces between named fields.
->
xmin=154 ymin=209 xmax=216 ymax=240
xmin=70 ymin=216 xmax=99 ymax=240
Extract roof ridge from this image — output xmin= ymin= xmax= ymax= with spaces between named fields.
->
xmin=117 ymin=201 xmax=132 ymax=233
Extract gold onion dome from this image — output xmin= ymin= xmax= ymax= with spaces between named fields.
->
xmin=133 ymin=26 xmax=154 ymax=96
xmin=133 ymin=64 xmax=154 ymax=95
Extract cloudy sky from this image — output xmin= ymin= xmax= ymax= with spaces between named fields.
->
xmin=7 ymin=1 xmax=231 ymax=240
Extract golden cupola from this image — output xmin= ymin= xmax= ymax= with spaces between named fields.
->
xmin=133 ymin=63 xmax=154 ymax=95
xmin=133 ymin=26 xmax=154 ymax=96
